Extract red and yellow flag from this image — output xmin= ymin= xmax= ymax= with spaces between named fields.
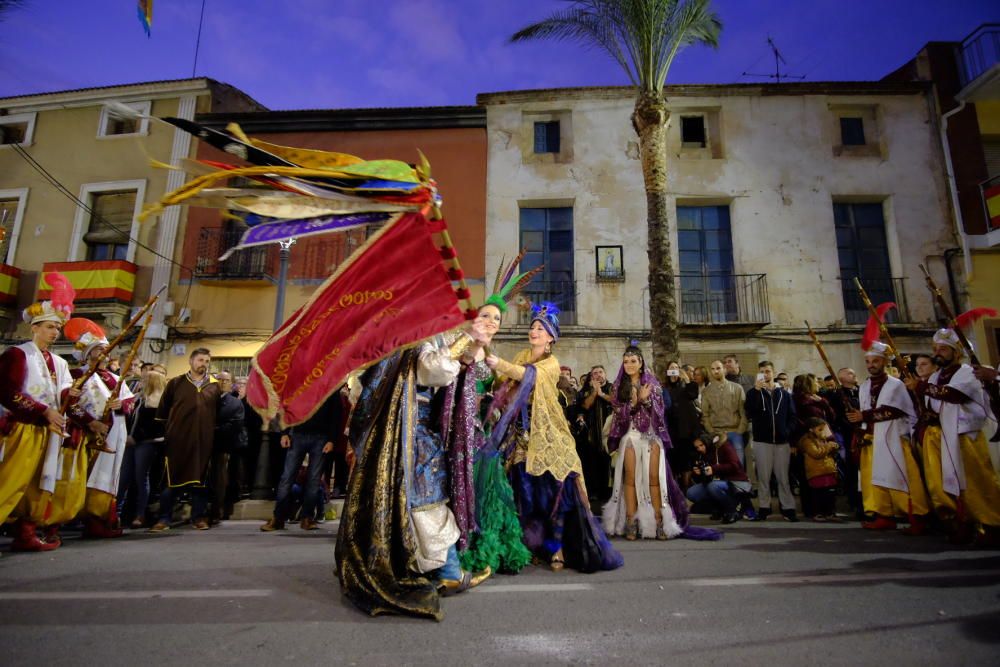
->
xmin=985 ymin=183 xmax=1000 ymax=231
xmin=247 ymin=212 xmax=465 ymax=427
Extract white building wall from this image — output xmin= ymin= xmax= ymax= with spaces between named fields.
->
xmin=483 ymin=86 xmax=956 ymax=379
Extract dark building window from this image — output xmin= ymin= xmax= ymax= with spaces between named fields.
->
xmin=84 ymin=191 xmax=134 ymax=261
xmin=677 ymin=205 xmax=736 ymax=322
xmin=519 ymin=206 xmax=575 ymax=324
xmin=533 ymin=121 xmax=560 ymax=154
xmin=834 ymin=202 xmax=896 ymax=324
xmin=840 ymin=117 xmax=866 ymax=146
xmin=681 ymin=116 xmax=707 ymax=147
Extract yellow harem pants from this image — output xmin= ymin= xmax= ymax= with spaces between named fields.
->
xmin=80 ymin=449 xmax=114 ymax=520
xmin=859 ymin=437 xmax=929 ymax=518
xmin=20 ymin=445 xmax=89 ymax=526
xmin=922 ymin=426 xmax=1000 ymax=527
xmin=0 ymin=422 xmax=47 ymax=523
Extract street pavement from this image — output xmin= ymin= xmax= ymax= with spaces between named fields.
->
xmin=1 ymin=517 xmax=998 ymax=666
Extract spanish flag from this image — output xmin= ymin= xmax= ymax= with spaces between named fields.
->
xmin=985 ymin=183 xmax=1000 ymax=231
xmin=37 ymin=261 xmax=137 ymax=303
xmin=137 ymin=0 xmax=152 ymax=37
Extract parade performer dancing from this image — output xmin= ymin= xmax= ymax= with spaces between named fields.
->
xmin=0 ymin=273 xmax=77 ymax=551
xmin=452 ymin=257 xmax=535 ymax=574
xmin=907 ymin=326 xmax=1000 ymax=545
xmin=486 ymin=303 xmax=623 ymax=573
xmin=603 ymin=344 xmax=720 ymax=541
xmin=848 ymin=342 xmax=929 ymax=534
xmin=336 ymin=333 xmax=493 ymax=621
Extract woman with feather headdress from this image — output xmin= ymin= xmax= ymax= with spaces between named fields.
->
xmin=485 ymin=302 xmax=623 ymax=573
xmin=0 ymin=272 xmax=78 ymax=551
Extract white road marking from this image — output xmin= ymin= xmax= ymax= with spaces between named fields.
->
xmin=0 ymin=589 xmax=273 ymax=601
xmin=477 ymin=583 xmax=595 ymax=593
xmin=684 ymin=569 xmax=1000 ymax=586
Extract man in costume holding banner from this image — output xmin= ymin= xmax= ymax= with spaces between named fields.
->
xmin=848 ymin=342 xmax=930 ymax=534
xmin=907 ymin=327 xmax=1000 ymax=545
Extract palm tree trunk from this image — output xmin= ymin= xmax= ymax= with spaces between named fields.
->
xmin=633 ymin=90 xmax=678 ymax=380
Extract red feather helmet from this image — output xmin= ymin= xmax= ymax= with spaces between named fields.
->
xmin=860 ymin=302 xmax=896 ymax=351
xmin=63 ymin=318 xmax=109 ymax=362
xmin=22 ymin=272 xmax=76 ymax=325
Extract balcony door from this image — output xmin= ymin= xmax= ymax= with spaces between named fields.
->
xmin=677 ymin=205 xmax=736 ymax=323
xmin=834 ymin=202 xmax=896 ymax=324
xmin=518 ymin=207 xmax=575 ymax=325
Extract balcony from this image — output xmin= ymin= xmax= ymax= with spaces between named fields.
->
xmin=957 ymin=24 xmax=1000 ymax=101
xmin=516 ymin=280 xmax=577 ymax=326
xmin=0 ymin=263 xmax=21 ymax=308
xmin=839 ymin=277 xmax=911 ymax=325
xmin=195 ymin=227 xmax=276 ymax=285
xmin=673 ymin=273 xmax=770 ymax=329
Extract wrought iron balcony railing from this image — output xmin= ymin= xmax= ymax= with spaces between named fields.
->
xmin=672 ymin=273 xmax=769 ymax=326
xmin=839 ymin=277 xmax=911 ymax=325
xmin=958 ymin=24 xmax=1000 ymax=88
xmin=195 ymin=227 xmax=275 ymax=280
xmin=516 ymin=280 xmax=577 ymax=326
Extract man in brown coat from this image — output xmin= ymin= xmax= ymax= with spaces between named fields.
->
xmin=149 ymin=348 xmax=221 ymax=532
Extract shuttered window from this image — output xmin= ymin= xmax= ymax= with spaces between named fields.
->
xmin=0 ymin=198 xmax=18 ymax=263
xmin=84 ymin=190 xmax=134 ymax=261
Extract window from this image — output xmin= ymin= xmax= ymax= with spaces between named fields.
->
xmin=834 ymin=202 xmax=897 ymax=324
xmin=533 ymin=121 xmax=560 ymax=154
xmin=97 ymin=101 xmax=150 ymax=137
xmin=210 ymin=357 xmax=253 ymax=379
xmin=840 ymin=117 xmax=865 ymax=146
xmin=677 ymin=206 xmax=737 ymax=323
xmin=681 ymin=116 xmax=707 ymax=148
xmin=0 ymin=112 xmax=36 ymax=146
xmin=0 ymin=198 xmax=18 ymax=263
xmin=84 ymin=191 xmax=135 ymax=261
xmin=518 ymin=206 xmax=575 ymax=325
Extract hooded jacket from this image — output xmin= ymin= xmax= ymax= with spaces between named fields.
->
xmin=745 ymin=385 xmax=797 ymax=444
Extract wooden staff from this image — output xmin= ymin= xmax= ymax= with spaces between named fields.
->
xmin=853 ymin=277 xmax=914 ymax=380
xmin=919 ymin=264 xmax=980 ymax=366
xmin=55 ymin=288 xmax=163 ymax=433
xmin=805 ymin=321 xmax=841 ymax=388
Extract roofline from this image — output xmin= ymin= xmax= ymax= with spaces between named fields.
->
xmin=477 ymin=81 xmax=932 ymax=104
xmin=0 ymin=78 xmax=265 ymax=111
xmin=196 ymin=105 xmax=486 ymax=132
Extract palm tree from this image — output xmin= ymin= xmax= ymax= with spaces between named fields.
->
xmin=511 ymin=0 xmax=722 ymax=378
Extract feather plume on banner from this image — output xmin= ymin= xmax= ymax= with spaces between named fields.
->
xmin=955 ymin=307 xmax=998 ymax=331
xmin=861 ymin=302 xmax=896 ymax=351
xmin=137 ymin=0 xmax=153 ymax=37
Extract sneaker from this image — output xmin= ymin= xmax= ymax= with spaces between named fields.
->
xmin=192 ymin=519 xmax=210 ymax=531
xmin=722 ymin=512 xmax=740 ymax=524
xmin=781 ymin=509 xmax=799 ymax=522
xmin=755 ymin=508 xmax=771 ymax=522
xmin=148 ymin=521 xmax=171 ymax=533
xmin=742 ymin=507 xmax=758 ymax=521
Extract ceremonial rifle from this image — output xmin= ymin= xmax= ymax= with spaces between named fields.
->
xmin=805 ymin=321 xmax=841 ymax=388
xmin=852 ymin=277 xmax=915 ymax=381
xmin=92 ymin=301 xmax=157 ymax=452
xmin=918 ymin=264 xmax=980 ymax=366
xmin=55 ymin=288 xmax=164 ymax=436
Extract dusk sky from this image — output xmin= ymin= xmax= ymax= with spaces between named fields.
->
xmin=0 ymin=1 xmax=996 ymax=109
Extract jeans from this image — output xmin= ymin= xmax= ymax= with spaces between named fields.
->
xmin=434 ymin=544 xmax=462 ymax=581
xmin=158 ymin=485 xmax=209 ymax=523
xmin=727 ymin=432 xmax=746 ymax=467
xmin=686 ymin=480 xmax=738 ymax=514
xmin=273 ymin=432 xmax=327 ymax=523
xmin=117 ymin=439 xmax=158 ymax=522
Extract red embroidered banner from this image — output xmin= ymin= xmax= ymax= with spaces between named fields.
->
xmin=247 ymin=212 xmax=463 ymax=427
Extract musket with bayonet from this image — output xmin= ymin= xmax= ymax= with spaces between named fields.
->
xmin=918 ymin=264 xmax=980 ymax=366
xmin=853 ymin=277 xmax=915 ymax=381
xmin=805 ymin=321 xmax=841 ymax=389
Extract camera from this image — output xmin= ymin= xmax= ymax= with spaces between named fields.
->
xmin=692 ymin=458 xmax=713 ymax=484
xmin=667 ymin=369 xmax=680 ymax=377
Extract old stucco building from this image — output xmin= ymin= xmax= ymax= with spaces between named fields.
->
xmin=479 ymin=82 xmax=959 ymax=377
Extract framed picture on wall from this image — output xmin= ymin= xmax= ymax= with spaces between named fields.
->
xmin=595 ymin=245 xmax=624 ymax=282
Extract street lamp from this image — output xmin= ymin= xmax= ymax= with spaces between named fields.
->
xmin=251 ymin=236 xmax=297 ymax=501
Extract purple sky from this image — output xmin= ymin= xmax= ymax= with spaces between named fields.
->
xmin=0 ymin=1 xmax=995 ymax=109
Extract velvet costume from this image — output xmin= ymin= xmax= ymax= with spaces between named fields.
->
xmin=491 ymin=351 xmax=622 ymax=572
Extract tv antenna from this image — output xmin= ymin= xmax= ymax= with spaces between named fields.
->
xmin=742 ymin=37 xmax=805 ymax=83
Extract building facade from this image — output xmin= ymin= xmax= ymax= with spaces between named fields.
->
xmin=0 ymin=78 xmax=263 ymax=360
xmin=478 ymin=82 xmax=958 ymax=377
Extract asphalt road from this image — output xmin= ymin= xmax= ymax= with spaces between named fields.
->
xmin=1 ymin=517 xmax=998 ymax=666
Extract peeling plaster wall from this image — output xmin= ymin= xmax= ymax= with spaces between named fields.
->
xmin=483 ymin=87 xmax=956 ymax=376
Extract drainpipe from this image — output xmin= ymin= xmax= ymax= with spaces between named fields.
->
xmin=939 ymin=101 xmax=973 ymax=278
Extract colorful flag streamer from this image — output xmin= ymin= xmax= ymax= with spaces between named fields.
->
xmin=137 ymin=0 xmax=152 ymax=37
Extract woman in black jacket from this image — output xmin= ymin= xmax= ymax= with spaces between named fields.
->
xmin=665 ymin=361 xmax=701 ymax=488
xmin=117 ymin=368 xmax=167 ymax=528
